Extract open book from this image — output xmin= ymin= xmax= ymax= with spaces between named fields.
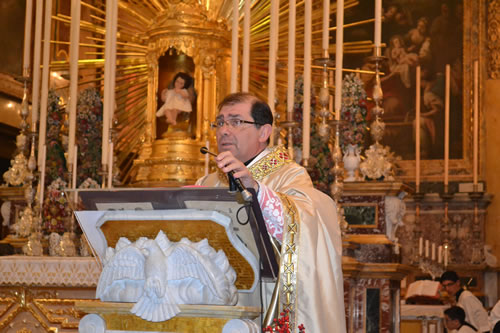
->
xmin=405 ymin=280 xmax=442 ymax=305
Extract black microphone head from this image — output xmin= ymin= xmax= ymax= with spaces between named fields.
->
xmin=200 ymin=147 xmax=209 ymax=154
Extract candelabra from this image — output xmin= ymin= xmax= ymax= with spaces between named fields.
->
xmin=359 ymin=47 xmax=394 ymax=180
xmin=469 ymin=190 xmax=484 ymax=264
xmin=440 ymin=190 xmax=453 ymax=267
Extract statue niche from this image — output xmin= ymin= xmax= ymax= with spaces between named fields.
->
xmin=155 ymin=50 xmax=196 ymax=139
xmin=130 ymin=1 xmax=231 ymax=187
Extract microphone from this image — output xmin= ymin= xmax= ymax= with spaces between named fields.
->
xmin=200 ymin=147 xmax=253 ymax=202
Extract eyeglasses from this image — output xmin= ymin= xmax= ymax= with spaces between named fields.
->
xmin=210 ymin=119 xmax=263 ymax=130
xmin=442 ymin=282 xmax=456 ymax=288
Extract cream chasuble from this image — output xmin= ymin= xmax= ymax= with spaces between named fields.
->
xmin=196 ymin=146 xmax=346 ymax=333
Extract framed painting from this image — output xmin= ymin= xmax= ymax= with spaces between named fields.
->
xmin=344 ymin=0 xmax=481 ymax=182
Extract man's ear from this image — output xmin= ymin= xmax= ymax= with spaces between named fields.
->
xmin=258 ymin=124 xmax=273 ymax=143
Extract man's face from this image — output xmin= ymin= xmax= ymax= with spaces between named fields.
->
xmin=442 ymin=280 xmax=461 ymax=297
xmin=444 ymin=315 xmax=460 ymax=330
xmin=216 ymin=101 xmax=266 ymax=162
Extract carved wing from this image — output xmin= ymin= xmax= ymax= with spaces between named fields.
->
xmin=96 ymin=244 xmax=146 ymax=299
xmin=165 ymin=243 xmax=232 ymax=303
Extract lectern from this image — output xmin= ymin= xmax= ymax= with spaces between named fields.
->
xmin=72 ymin=187 xmax=278 ymax=333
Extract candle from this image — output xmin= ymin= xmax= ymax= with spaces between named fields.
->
xmin=374 ymin=0 xmax=382 ymax=49
xmin=303 ymin=0 xmax=312 ymax=162
xmin=416 ymin=66 xmax=421 ymax=192
xmin=268 ymin=0 xmax=278 ymax=145
xmin=287 ymin=0 xmax=296 ymax=120
xmin=38 ymin=0 xmax=53 ymax=168
xmin=425 ymin=239 xmax=429 ymax=258
xmin=444 ymin=245 xmax=449 ymax=266
xmin=438 ymin=245 xmax=443 ymax=264
xmin=68 ymin=0 xmax=81 ymax=171
xmin=107 ymin=142 xmax=114 ymax=188
xmin=473 ymin=60 xmax=479 ymax=187
xmin=23 ymin=0 xmax=33 ymax=76
xmin=230 ymin=0 xmax=239 ymax=93
xmin=31 ymin=0 xmax=44 ymax=131
xmin=39 ymin=144 xmax=46 ymax=209
xmin=444 ymin=64 xmax=450 ymax=187
xmin=431 ymin=242 xmax=436 ymax=261
xmin=241 ymin=0 xmax=251 ymax=92
xmin=419 ymin=237 xmax=423 ymax=257
xmin=322 ymin=0 xmax=329 ymax=51
xmin=72 ymin=145 xmax=78 ymax=189
xmin=334 ymin=0 xmax=344 ymax=119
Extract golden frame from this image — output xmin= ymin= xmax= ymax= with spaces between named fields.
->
xmin=393 ymin=1 xmax=483 ymax=183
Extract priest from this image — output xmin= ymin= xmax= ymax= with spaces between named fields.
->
xmin=196 ymin=92 xmax=346 ymax=332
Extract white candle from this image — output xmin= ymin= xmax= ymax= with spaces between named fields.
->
xmin=39 ymin=144 xmax=46 ymax=209
xmin=322 ymin=0 xmax=329 ymax=51
xmin=31 ymin=0 xmax=44 ymax=131
xmin=72 ymin=145 xmax=78 ymax=189
xmin=334 ymin=0 xmax=344 ymax=119
xmin=374 ymin=0 xmax=382 ymax=49
xmin=38 ymin=0 xmax=53 ymax=168
xmin=230 ymin=0 xmax=239 ymax=93
xmin=103 ymin=0 xmax=117 ymax=166
xmin=241 ymin=0 xmax=251 ymax=92
xmin=419 ymin=237 xmax=423 ymax=257
xmin=107 ymin=142 xmax=114 ymax=188
xmin=68 ymin=0 xmax=81 ymax=170
xmin=268 ymin=0 xmax=279 ymax=145
xmin=23 ymin=0 xmax=33 ymax=76
xmin=431 ymin=242 xmax=436 ymax=261
xmin=444 ymin=64 xmax=450 ymax=186
xmin=303 ymin=0 xmax=312 ymax=161
xmin=416 ymin=66 xmax=421 ymax=192
xmin=444 ymin=246 xmax=449 ymax=266
xmin=473 ymin=60 xmax=479 ymax=187
xmin=438 ymin=245 xmax=443 ymax=264
xmin=287 ymin=0 xmax=296 ymax=119
xmin=425 ymin=239 xmax=429 ymax=258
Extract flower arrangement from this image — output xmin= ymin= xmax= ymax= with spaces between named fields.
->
xmin=45 ymin=90 xmax=68 ymax=185
xmin=76 ymin=88 xmax=103 ymax=187
xmin=339 ymin=73 xmax=368 ymax=151
xmin=263 ymin=311 xmax=306 ymax=333
xmin=42 ymin=178 xmax=71 ymax=234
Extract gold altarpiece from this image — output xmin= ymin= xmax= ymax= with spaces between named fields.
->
xmin=131 ymin=1 xmax=231 ymax=186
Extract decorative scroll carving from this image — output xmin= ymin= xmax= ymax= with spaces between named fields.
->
xmin=488 ymin=0 xmax=500 ymax=78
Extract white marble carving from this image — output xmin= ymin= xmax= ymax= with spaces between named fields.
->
xmin=1 ymin=201 xmax=11 ymax=226
xmin=385 ymin=194 xmax=406 ymax=242
xmin=97 ymin=230 xmax=238 ymax=322
xmin=79 ymin=313 xmax=106 ymax=333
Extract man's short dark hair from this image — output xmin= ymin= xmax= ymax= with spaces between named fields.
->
xmin=444 ymin=306 xmax=466 ymax=324
xmin=441 ymin=271 xmax=460 ymax=283
xmin=217 ymin=92 xmax=273 ymax=127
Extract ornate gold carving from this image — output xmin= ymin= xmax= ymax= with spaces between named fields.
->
xmin=0 ymin=286 xmax=96 ymax=332
xmin=488 ymin=0 xmax=500 ymax=78
xmin=75 ymin=301 xmax=260 ymax=332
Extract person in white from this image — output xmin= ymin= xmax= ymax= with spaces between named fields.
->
xmin=441 ymin=271 xmax=490 ymax=333
xmin=196 ymin=92 xmax=345 ymax=332
xmin=444 ymin=306 xmax=478 ymax=332
xmin=156 ymin=72 xmax=194 ymax=125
